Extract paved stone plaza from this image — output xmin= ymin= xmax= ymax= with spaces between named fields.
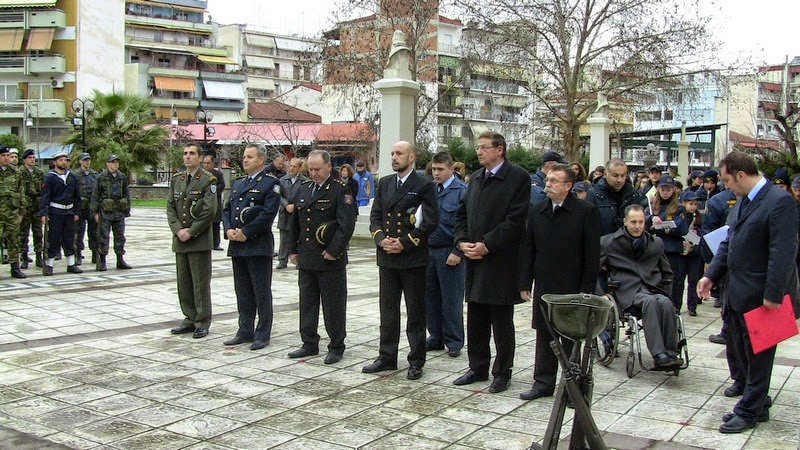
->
xmin=0 ymin=207 xmax=798 ymax=449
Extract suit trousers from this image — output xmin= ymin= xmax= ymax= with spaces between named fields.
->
xmin=667 ymin=253 xmax=686 ymax=312
xmin=232 ymin=255 xmax=273 ymax=341
xmin=727 ymin=305 xmax=775 ymax=422
xmin=175 ymin=251 xmax=212 ymax=327
xmin=532 ymin=327 xmax=574 ymax=393
xmin=46 ymin=214 xmax=76 ymax=259
xmin=466 ymin=302 xmax=515 ymax=379
xmin=632 ymin=292 xmax=677 ymax=357
xmin=278 ymin=228 xmax=290 ymax=265
xmin=298 ymin=267 xmax=346 ymax=352
xmin=378 ymin=266 xmax=427 ymax=368
xmin=424 ymin=247 xmax=465 ymax=351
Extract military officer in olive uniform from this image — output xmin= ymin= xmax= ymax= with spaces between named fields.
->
xmin=0 ymin=145 xmax=27 ymax=278
xmin=75 ymin=152 xmax=98 ymax=266
xmin=286 ymin=150 xmax=357 ymax=364
xmin=18 ymin=149 xmax=45 ymax=270
xmin=90 ymin=154 xmax=132 ymax=271
xmin=40 ymin=151 xmax=82 ymax=275
xmin=167 ymin=143 xmax=218 ymax=339
xmin=364 ymin=141 xmax=439 ymax=380
xmin=221 ymin=144 xmax=281 ymax=351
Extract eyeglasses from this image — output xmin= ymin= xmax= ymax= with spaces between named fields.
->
xmin=476 ymin=145 xmax=497 ymax=151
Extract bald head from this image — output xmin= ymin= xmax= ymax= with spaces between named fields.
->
xmin=391 ymin=140 xmax=416 ymax=176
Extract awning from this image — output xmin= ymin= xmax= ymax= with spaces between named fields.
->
xmin=245 ymin=33 xmax=275 ymax=48
xmin=202 ymin=80 xmax=245 ymax=100
xmin=154 ymin=76 xmax=196 ymax=92
xmin=208 ymin=110 xmax=242 ymax=123
xmin=469 ymin=122 xmax=489 ymax=137
xmin=0 ymin=29 xmax=24 ymax=51
xmin=244 ymin=55 xmax=274 ymax=69
xmin=126 ymin=0 xmax=205 ymax=13
xmin=198 ymin=55 xmax=238 ymax=66
xmin=26 ymin=28 xmax=54 ymax=51
xmin=36 ymin=143 xmax=74 ymax=160
xmin=496 ymin=96 xmax=528 ymax=108
xmin=439 ymin=55 xmax=459 ymax=69
xmin=247 ymin=77 xmax=275 ymax=91
xmin=0 ymin=0 xmax=56 ymax=7
xmin=127 ymin=22 xmax=212 ymax=35
xmin=471 ymin=63 xmax=529 ymax=81
xmin=274 ymin=36 xmax=316 ymax=52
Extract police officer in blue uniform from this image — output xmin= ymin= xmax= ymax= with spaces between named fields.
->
xmin=40 ymin=151 xmax=82 ymax=275
xmin=221 ymin=144 xmax=281 ymax=351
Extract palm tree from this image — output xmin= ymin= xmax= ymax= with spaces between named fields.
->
xmin=65 ymin=90 xmax=167 ymax=174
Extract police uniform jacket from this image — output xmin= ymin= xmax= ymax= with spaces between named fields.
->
xmin=222 ymin=169 xmax=281 ymax=258
xmin=77 ymin=169 xmax=98 ymax=211
xmin=21 ymin=165 xmax=45 ymax=212
xmin=0 ymin=164 xmax=25 ymax=216
xmin=90 ymin=170 xmax=131 ymax=218
xmin=289 ymin=177 xmax=356 ymax=271
xmin=370 ymin=170 xmax=439 ymax=269
xmin=167 ymin=169 xmax=218 ymax=253
xmin=428 ymin=177 xmax=467 ymax=254
xmin=40 ymin=169 xmax=80 ymax=217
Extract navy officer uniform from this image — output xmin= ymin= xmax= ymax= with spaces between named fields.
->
xmin=287 ymin=174 xmax=356 ymax=363
xmin=222 ymin=169 xmax=281 ymax=348
xmin=39 ymin=151 xmax=82 ymax=275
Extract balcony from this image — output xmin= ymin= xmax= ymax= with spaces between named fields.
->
xmin=200 ymin=70 xmax=246 ymax=83
xmin=28 ymin=54 xmax=66 ymax=74
xmin=148 ymin=66 xmax=200 ymax=79
xmin=437 ymin=105 xmax=463 ymax=117
xmin=199 ymin=99 xmax=245 ymax=111
xmin=464 ymin=108 xmax=523 ymax=123
xmin=0 ymin=9 xmax=66 ymax=29
xmin=151 ymin=97 xmax=200 ymax=109
xmin=437 ymin=43 xmax=461 ymax=56
xmin=125 ymin=14 xmax=213 ymax=35
xmin=126 ymin=36 xmax=228 ymax=57
xmin=0 ymin=99 xmax=66 ymax=119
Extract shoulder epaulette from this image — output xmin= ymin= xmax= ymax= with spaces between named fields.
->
xmin=334 ymin=178 xmax=346 ymax=186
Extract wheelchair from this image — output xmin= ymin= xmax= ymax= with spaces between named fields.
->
xmin=594 ymin=280 xmax=689 ymax=378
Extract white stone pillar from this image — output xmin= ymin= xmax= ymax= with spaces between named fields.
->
xmin=677 ymin=121 xmax=690 ymax=180
xmin=588 ymin=116 xmax=612 ymax=172
xmin=373 ymin=78 xmax=420 ymax=178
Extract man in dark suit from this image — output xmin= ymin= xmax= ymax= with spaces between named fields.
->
xmin=287 ymin=150 xmax=356 ymax=364
xmin=698 ymin=151 xmax=799 ymax=434
xmin=221 ymin=144 xmax=281 ymax=351
xmin=365 ymin=140 xmax=439 ymax=380
xmin=519 ymin=164 xmax=600 ymax=400
xmin=453 ymin=131 xmax=531 ymax=394
xmin=276 ymin=158 xmax=307 ymax=269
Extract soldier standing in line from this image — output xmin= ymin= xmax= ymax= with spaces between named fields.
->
xmin=167 ymin=143 xmax=218 ymax=339
xmin=0 ymin=146 xmax=26 ymax=278
xmin=18 ymin=149 xmax=45 ymax=270
xmin=39 ymin=151 xmax=82 ymax=275
xmin=202 ymin=154 xmax=226 ymax=251
xmin=90 ymin=154 xmax=132 ymax=271
xmin=286 ymin=150 xmax=356 ymax=364
xmin=75 ymin=153 xmax=98 ymax=266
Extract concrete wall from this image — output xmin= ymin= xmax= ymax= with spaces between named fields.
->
xmin=78 ymin=0 xmax=125 ymax=96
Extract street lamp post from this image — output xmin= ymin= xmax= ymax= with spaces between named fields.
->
xmin=196 ymin=109 xmax=215 ymax=155
xmin=71 ymin=98 xmax=95 ymax=152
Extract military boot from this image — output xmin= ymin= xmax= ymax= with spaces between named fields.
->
xmin=96 ymin=255 xmax=107 ymax=272
xmin=67 ymin=264 xmax=83 ymax=274
xmin=20 ymin=253 xmax=29 ymax=270
xmin=1 ymin=250 xmax=7 ymax=265
xmin=91 ymin=251 xmax=97 ymax=264
xmin=35 ymin=252 xmax=43 ymax=268
xmin=76 ymin=250 xmax=83 ymax=266
xmin=116 ymin=255 xmax=132 ymax=270
xmin=10 ymin=262 xmax=27 ymax=279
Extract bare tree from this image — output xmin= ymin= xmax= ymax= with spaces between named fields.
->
xmin=456 ymin=0 xmax=729 ymax=161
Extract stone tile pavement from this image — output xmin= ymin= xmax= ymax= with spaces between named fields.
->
xmin=0 ymin=207 xmax=799 ymax=449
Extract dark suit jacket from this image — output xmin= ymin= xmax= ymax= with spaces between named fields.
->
xmin=599 ymin=229 xmax=673 ymax=310
xmin=277 ymin=172 xmax=307 ymax=230
xmin=288 ymin=177 xmax=356 ymax=271
xmin=706 ymin=181 xmax=799 ymax=313
xmin=369 ymin=170 xmax=439 ymax=269
xmin=520 ymin=194 xmax=600 ymax=329
xmin=454 ymin=161 xmax=530 ymax=305
xmin=222 ymin=169 xmax=281 ymax=257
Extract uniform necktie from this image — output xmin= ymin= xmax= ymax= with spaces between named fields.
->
xmin=312 ymin=183 xmax=321 ymax=197
xmin=437 ymin=183 xmax=443 ymax=194
xmin=396 ymin=178 xmax=402 ymax=190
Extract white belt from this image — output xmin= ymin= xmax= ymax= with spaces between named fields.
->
xmin=49 ymin=202 xmax=73 ymax=210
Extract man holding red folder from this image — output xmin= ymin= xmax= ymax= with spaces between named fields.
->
xmin=697 ymin=151 xmax=799 ymax=434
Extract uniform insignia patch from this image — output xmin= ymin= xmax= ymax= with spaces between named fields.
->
xmin=273 ymin=185 xmax=281 ymax=195
xmin=195 ymin=173 xmax=201 ymax=180
xmin=344 ymin=194 xmax=353 ymax=205
xmin=210 ymin=185 xmax=217 ymax=194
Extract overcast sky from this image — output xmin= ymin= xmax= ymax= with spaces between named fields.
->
xmin=206 ymin=0 xmax=798 ymax=67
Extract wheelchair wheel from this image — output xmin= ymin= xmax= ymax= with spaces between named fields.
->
xmin=594 ymin=299 xmax=619 ymax=367
xmin=625 ymin=352 xmax=635 ymax=378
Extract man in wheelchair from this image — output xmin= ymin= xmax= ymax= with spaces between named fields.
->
xmin=599 ymin=204 xmax=684 ymax=368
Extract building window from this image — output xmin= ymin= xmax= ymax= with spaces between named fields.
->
xmin=303 ymin=66 xmax=312 ymax=81
xmin=274 ymin=63 xmax=280 ymax=77
xmin=664 ymin=110 xmax=674 ymax=121
xmin=293 ymin=65 xmax=301 ymax=80
xmin=130 ymin=55 xmax=140 ymax=63
xmin=154 ymin=32 xmax=164 ymax=43
xmin=0 ymin=85 xmax=19 ymax=101
xmin=157 ymin=58 xmax=171 ymax=67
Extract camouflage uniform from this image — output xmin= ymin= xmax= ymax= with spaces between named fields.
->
xmin=75 ymin=166 xmax=98 ymax=264
xmin=90 ymin=169 xmax=131 ymax=270
xmin=0 ymin=150 xmax=27 ymax=278
xmin=18 ymin=162 xmax=45 ymax=269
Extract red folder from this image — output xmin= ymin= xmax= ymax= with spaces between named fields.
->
xmin=744 ymin=295 xmax=799 ymax=354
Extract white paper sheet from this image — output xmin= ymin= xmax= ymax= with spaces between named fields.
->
xmin=704 ymin=225 xmax=729 ymax=255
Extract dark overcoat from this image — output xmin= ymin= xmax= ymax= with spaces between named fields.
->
xmin=454 ymin=162 xmax=530 ymax=305
xmin=520 ymin=194 xmax=600 ymax=329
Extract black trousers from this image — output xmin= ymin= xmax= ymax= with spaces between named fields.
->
xmin=378 ymin=266 xmax=427 ymax=367
xmin=298 ymin=267 xmax=347 ymax=352
xmin=46 ymin=214 xmax=76 ymax=259
xmin=726 ymin=305 xmax=775 ymax=422
xmin=232 ymin=255 xmax=273 ymax=341
xmin=466 ymin=302 xmax=515 ymax=379
xmin=532 ymin=327 xmax=574 ymax=393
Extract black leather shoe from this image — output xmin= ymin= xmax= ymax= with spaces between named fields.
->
xmin=171 ymin=324 xmax=195 ymax=334
xmin=192 ymin=328 xmax=208 ymax=339
xmin=722 ymin=410 xmax=769 ymax=423
xmin=43 ymin=266 xmax=54 ymax=276
xmin=362 ymin=359 xmax=397 ymax=373
xmin=709 ymin=334 xmax=726 ymax=345
xmin=724 ymin=384 xmax=744 ymax=397
xmin=653 ymin=352 xmax=683 ymax=367
xmin=276 ymin=263 xmax=288 ymax=269
xmin=324 ymin=352 xmax=343 ymax=364
xmin=447 ymin=349 xmax=461 ymax=357
xmin=223 ymin=335 xmax=252 ymax=346
xmin=213 ymin=246 xmax=224 ymax=251
xmin=250 ymin=340 xmax=269 ymax=351
xmin=718 ymin=415 xmax=755 ymax=433
xmin=426 ymin=341 xmax=444 ymax=351
xmin=519 ymin=387 xmax=553 ymax=401
xmin=407 ymin=365 xmax=423 ymax=380
xmin=688 ymin=309 xmax=697 ymax=316
xmin=453 ymin=370 xmax=488 ymax=386
xmin=288 ymin=347 xmax=319 ymax=359
xmin=67 ymin=265 xmax=83 ymax=274
xmin=488 ymin=377 xmax=509 ymax=393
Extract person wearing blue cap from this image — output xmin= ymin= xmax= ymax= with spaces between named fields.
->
xmin=676 ymin=190 xmax=703 ymax=315
xmin=771 ymin=168 xmax=790 ymax=192
xmin=39 ymin=151 xmax=82 ymax=275
xmin=647 ymin=174 xmax=689 ymax=311
xmin=0 ymin=145 xmax=27 ymax=278
xmin=18 ymin=149 xmax=45 ymax=270
xmin=697 ymin=169 xmax=721 ymax=211
xmin=572 ymin=180 xmax=590 ymax=200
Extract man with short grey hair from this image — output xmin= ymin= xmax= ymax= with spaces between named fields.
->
xmin=277 ymin=157 xmax=307 ymax=269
